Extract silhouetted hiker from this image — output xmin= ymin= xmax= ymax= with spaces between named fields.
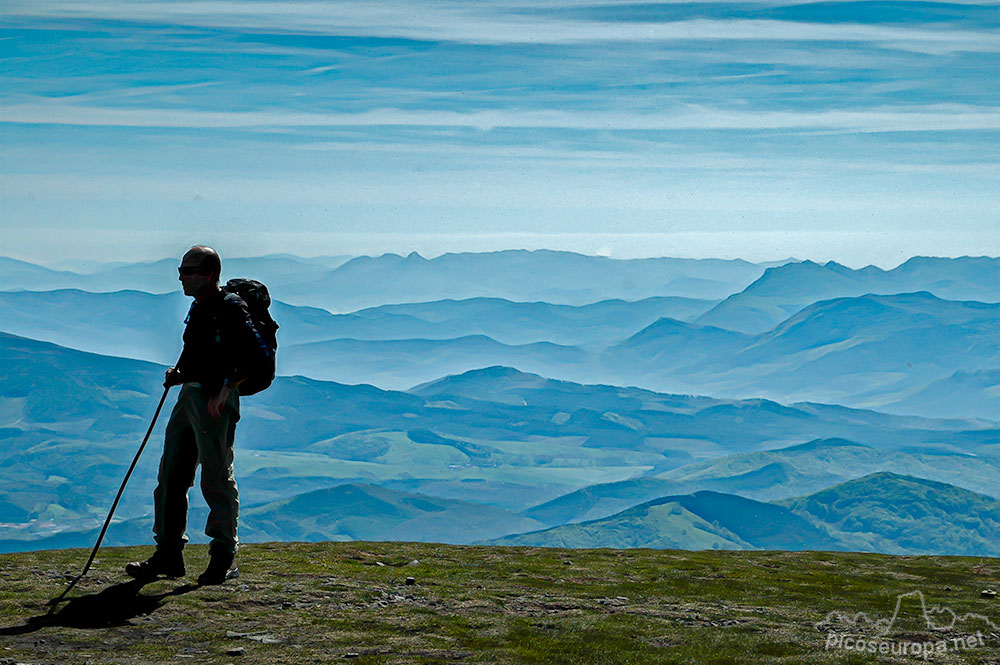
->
xmin=126 ymin=246 xmax=270 ymax=585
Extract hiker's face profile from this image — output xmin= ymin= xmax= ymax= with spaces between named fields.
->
xmin=178 ymin=251 xmax=217 ymax=298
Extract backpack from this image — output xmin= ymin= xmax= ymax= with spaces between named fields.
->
xmin=222 ymin=278 xmax=279 ymax=395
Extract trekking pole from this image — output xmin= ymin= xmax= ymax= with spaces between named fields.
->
xmin=51 ymin=384 xmax=172 ymax=605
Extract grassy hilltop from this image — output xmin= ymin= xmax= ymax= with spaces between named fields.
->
xmin=2 ymin=543 xmax=999 ymax=664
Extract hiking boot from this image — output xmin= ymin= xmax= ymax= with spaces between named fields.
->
xmin=197 ymin=553 xmax=238 ymax=586
xmin=125 ymin=549 xmax=185 ymax=580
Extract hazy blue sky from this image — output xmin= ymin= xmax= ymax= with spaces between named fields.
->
xmin=2 ymin=1 xmax=998 ymax=267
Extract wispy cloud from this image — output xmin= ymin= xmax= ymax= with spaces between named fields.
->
xmin=8 ymin=2 xmax=1000 ymax=53
xmin=5 ymin=169 xmax=993 ymax=214
xmin=3 ymin=1 xmax=998 ymax=264
xmin=287 ymin=140 xmax=1000 ymax=177
xmin=4 ymin=96 xmax=999 ymax=133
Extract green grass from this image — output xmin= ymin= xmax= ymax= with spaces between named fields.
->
xmin=1 ymin=543 xmax=999 ymax=664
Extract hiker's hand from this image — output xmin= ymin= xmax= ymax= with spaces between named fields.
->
xmin=208 ymin=385 xmax=230 ymax=419
xmin=164 ymin=367 xmax=182 ymax=387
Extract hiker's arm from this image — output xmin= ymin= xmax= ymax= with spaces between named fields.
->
xmin=171 ymin=303 xmax=195 ymax=388
xmin=206 ymin=300 xmax=247 ymax=418
xmin=206 ymin=297 xmax=266 ymax=418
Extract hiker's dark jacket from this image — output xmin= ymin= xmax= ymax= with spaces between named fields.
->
xmin=176 ymin=290 xmax=270 ymax=394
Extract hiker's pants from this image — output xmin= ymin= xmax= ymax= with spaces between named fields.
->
xmin=153 ymin=383 xmax=240 ymax=556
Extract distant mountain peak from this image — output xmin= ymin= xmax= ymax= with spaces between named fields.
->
xmin=837 ymin=471 xmax=953 ymax=490
xmin=895 ymin=255 xmax=999 ymax=271
xmin=779 ymin=438 xmax=872 ymax=453
xmin=409 ymin=365 xmax=545 ymax=395
xmin=786 ymin=471 xmax=994 ymax=507
xmin=464 ymin=365 xmax=535 ymax=379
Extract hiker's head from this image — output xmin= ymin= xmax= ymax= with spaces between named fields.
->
xmin=178 ymin=246 xmax=222 ymax=299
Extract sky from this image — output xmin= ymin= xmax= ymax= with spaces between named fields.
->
xmin=2 ymin=0 xmax=998 ymax=268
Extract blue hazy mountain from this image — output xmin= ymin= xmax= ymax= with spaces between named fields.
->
xmin=0 ymin=289 xmax=365 ymax=365
xmin=780 ymin=472 xmax=1000 ymax=556
xmin=658 ymin=436 xmax=1000 ymax=502
xmin=281 ymin=336 xmax=591 ymax=389
xmin=0 ymin=288 xmax=714 ymax=364
xmin=0 ymin=257 xmax=180 ymax=293
xmin=6 ymin=287 xmax=1000 ymax=416
xmin=492 ymin=490 xmax=840 ymax=551
xmin=720 ymin=292 xmax=1000 ymax=408
xmin=4 ymin=332 xmax=1000 ymax=552
xmin=407 ymin=366 xmax=992 ymax=471
xmin=277 ymin=250 xmax=777 ymax=310
xmin=1 ymin=251 xmax=770 ymax=308
xmin=605 ymin=292 xmax=1000 ymax=417
xmin=731 ymin=291 xmax=1000 ymax=370
xmin=5 ymin=331 xmax=993 ymax=539
xmin=606 ymin=317 xmax=752 ymax=374
xmin=0 ymin=256 xmax=83 ymax=290
xmin=0 ymin=289 xmax=190 ymax=363
xmin=659 ymin=438 xmax=875 ymax=498
xmin=0 ymin=255 xmax=352 ymax=295
xmin=337 ymin=295 xmax=717 ymax=347
xmin=696 ymin=257 xmax=1000 ymax=333
xmin=11 ymin=254 xmax=1000 ymax=417
xmin=884 ymin=369 xmax=1000 ymax=420
xmin=521 ymin=477 xmax=683 ymax=527
xmin=10 ymin=253 xmax=1000 ymax=322
xmin=0 ymin=288 xmax=710 ymax=390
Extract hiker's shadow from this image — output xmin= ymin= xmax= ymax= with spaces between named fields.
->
xmin=0 ymin=579 xmax=200 ymax=636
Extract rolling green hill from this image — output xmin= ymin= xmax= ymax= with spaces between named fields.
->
xmin=492 ymin=490 xmax=841 ymax=550
xmin=499 ymin=473 xmax=1000 ymax=557
xmin=781 ymin=472 xmax=1000 ymax=556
